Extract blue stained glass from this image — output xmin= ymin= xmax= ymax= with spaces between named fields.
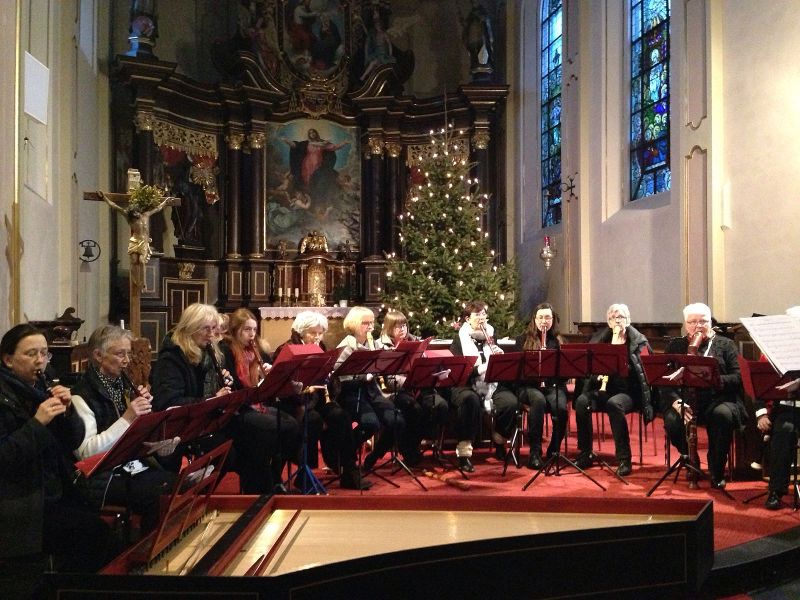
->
xmin=632 ymin=3 xmax=642 ymax=39
xmin=540 ymin=0 xmax=564 ymax=226
xmin=630 ymin=0 xmax=671 ymax=201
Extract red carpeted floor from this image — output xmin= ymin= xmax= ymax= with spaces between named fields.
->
xmin=217 ymin=414 xmax=800 ymax=553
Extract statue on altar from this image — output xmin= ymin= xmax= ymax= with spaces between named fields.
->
xmin=299 ymin=230 xmax=329 ymax=254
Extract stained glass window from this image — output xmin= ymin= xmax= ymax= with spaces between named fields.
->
xmin=630 ymin=0 xmax=671 ymax=200
xmin=540 ymin=0 xmax=563 ymax=226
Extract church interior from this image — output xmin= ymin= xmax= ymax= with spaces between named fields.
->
xmin=1 ymin=0 xmax=799 ymax=598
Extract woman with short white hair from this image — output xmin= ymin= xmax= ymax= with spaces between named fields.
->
xmin=661 ymin=302 xmax=745 ymax=490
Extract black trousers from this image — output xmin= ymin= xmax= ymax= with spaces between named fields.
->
xmin=575 ymin=390 xmax=634 ymax=461
xmin=663 ymin=400 xmax=736 ymax=481
xmin=449 ymin=386 xmax=482 ymax=442
xmin=519 ymin=384 xmax=567 ymax=456
xmin=768 ymin=404 xmax=800 ymax=493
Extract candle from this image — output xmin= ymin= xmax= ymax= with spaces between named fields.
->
xmin=278 ymin=287 xmax=282 ymax=297
xmin=285 ymin=287 xmax=291 ymax=298
xmin=120 ymin=319 xmax=125 ymax=330
xmin=294 ymin=287 xmax=300 ymax=298
xmin=544 ymin=236 xmax=551 ymax=246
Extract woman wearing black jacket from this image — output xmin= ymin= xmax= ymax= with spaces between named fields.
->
xmin=573 ymin=303 xmax=654 ymax=477
xmin=151 ymin=303 xmax=299 ymax=494
xmin=0 ymin=324 xmax=114 ymax=594
xmin=515 ymin=303 xmax=569 ymax=469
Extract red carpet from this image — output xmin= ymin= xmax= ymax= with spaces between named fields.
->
xmin=218 ymin=414 xmax=800 ymax=553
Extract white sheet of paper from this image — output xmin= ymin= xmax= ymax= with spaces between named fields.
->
xmin=740 ymin=315 xmax=800 ymax=375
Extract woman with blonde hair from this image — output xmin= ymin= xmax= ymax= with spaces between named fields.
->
xmin=334 ymin=306 xmax=405 ymax=473
xmin=152 ymin=303 xmax=299 ymax=494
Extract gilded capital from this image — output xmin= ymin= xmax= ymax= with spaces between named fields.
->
xmin=249 ymin=132 xmax=266 ymax=150
xmin=134 ymin=111 xmax=155 ymax=132
xmin=226 ymin=133 xmax=245 ymax=150
xmin=369 ymin=136 xmax=384 ymax=156
xmin=385 ymin=142 xmax=402 ymax=159
xmin=471 ymin=130 xmax=490 ymax=150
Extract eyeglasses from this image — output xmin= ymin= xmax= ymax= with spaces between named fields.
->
xmin=361 ymin=321 xmax=375 ymax=326
xmin=22 ymin=349 xmax=52 ymax=360
xmin=196 ymin=325 xmax=214 ymax=334
xmin=686 ymin=319 xmax=709 ymax=326
xmin=535 ymin=315 xmax=553 ymax=321
xmin=610 ymin=315 xmax=627 ymax=322
xmin=109 ymin=350 xmax=133 ymax=359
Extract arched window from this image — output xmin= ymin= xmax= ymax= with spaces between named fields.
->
xmin=630 ymin=0 xmax=671 ymax=200
xmin=540 ymin=0 xmax=563 ymax=226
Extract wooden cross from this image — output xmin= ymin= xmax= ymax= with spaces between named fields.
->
xmin=84 ymin=190 xmax=180 ymax=337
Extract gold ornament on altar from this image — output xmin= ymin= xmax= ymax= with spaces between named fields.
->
xmin=299 ymin=230 xmax=329 ymax=254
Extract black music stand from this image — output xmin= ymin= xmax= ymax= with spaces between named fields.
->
xmin=521 ymin=348 xmax=608 ymax=491
xmin=403 ymin=353 xmax=477 ymax=478
xmin=739 ymin=358 xmax=800 ymax=507
xmin=643 ymin=354 xmax=721 ymax=497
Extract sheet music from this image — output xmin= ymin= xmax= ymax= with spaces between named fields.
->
xmin=740 ymin=315 xmax=800 ymax=375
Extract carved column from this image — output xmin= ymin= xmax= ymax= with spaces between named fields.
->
xmin=471 ymin=128 xmax=495 ymax=253
xmin=363 ymin=134 xmax=385 ymax=258
xmin=248 ymin=132 xmax=265 ymax=258
xmin=384 ymin=140 xmax=403 ymax=256
xmin=134 ymin=110 xmax=163 ymax=254
xmin=225 ymin=133 xmax=244 ymax=258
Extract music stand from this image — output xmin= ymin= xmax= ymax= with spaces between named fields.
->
xmin=257 ymin=349 xmax=339 ymax=494
xmin=485 ymin=350 xmax=558 ymax=472
xmin=403 ymin=354 xmax=477 ymax=477
xmin=642 ymin=354 xmax=722 ymax=496
xmin=331 ymin=347 xmax=413 ymax=489
xmin=739 ymin=357 xmax=800 ymax=507
xmin=521 ymin=347 xmax=608 ymax=491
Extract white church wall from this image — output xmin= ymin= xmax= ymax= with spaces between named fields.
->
xmin=717 ymin=0 xmax=800 ymax=319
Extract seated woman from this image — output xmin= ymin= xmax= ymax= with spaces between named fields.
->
xmin=379 ymin=310 xmax=448 ymax=464
xmin=450 ymin=300 xmax=520 ymax=472
xmin=661 ymin=302 xmax=744 ymax=489
xmin=515 ymin=303 xmax=569 ymax=470
xmin=151 ymin=303 xmax=300 ymax=494
xmin=71 ymin=324 xmax=177 ymax=532
xmin=0 ymin=324 xmax=115 ymax=589
xmin=574 ymin=303 xmax=653 ymax=477
xmin=273 ymin=311 xmax=370 ymax=490
xmin=334 ymin=306 xmax=404 ymax=474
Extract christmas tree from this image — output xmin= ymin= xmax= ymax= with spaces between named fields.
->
xmin=381 ymin=124 xmax=520 ymax=338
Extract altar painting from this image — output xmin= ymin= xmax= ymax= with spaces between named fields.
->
xmin=265 ymin=119 xmax=360 ymax=249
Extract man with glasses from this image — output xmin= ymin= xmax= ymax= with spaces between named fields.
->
xmin=661 ymin=302 xmax=745 ymax=489
xmin=70 ymin=325 xmax=176 ymax=531
xmin=574 ymin=303 xmax=654 ymax=477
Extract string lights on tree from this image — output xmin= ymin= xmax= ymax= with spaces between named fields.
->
xmin=381 ymin=123 xmax=519 ymax=337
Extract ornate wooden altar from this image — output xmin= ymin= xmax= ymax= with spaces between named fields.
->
xmin=107 ymin=1 xmax=509 ymax=357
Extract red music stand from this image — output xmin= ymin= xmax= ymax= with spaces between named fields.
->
xmin=642 ymin=354 xmax=722 ymax=496
xmin=334 ymin=346 xmax=426 ymax=490
xmin=739 ymin=357 xmax=800 ymax=506
xmin=402 ymin=354 xmax=477 ymax=477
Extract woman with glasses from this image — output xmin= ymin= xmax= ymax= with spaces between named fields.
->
xmin=516 ymin=303 xmax=568 ymax=469
xmin=0 ymin=324 xmax=115 ymax=588
xmin=334 ymin=306 xmax=403 ymax=477
xmin=70 ymin=324 xmax=176 ymax=532
xmin=379 ymin=310 xmax=448 ymax=467
xmin=152 ymin=303 xmax=300 ymax=494
xmin=661 ymin=302 xmax=744 ymax=489
xmin=273 ymin=311 xmax=370 ymax=490
xmin=573 ymin=303 xmax=654 ymax=476
xmin=449 ymin=300 xmax=520 ymax=472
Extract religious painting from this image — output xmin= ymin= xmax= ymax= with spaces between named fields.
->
xmin=265 ymin=119 xmax=360 ymax=250
xmin=283 ymin=0 xmax=347 ymax=78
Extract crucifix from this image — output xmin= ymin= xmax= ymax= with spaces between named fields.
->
xmin=83 ymin=187 xmax=180 ymax=337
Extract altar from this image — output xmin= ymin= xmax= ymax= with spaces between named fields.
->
xmin=258 ymin=306 xmax=351 ymax=351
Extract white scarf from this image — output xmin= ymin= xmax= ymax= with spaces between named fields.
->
xmin=458 ymin=321 xmax=498 ymax=403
